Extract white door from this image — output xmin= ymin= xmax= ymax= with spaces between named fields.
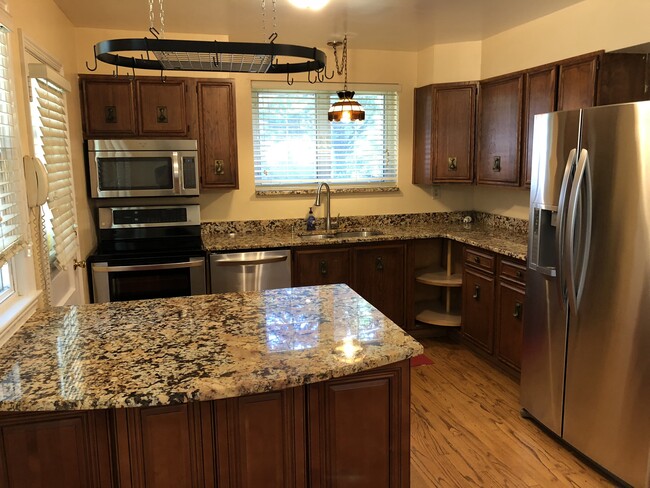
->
xmin=21 ymin=36 xmax=83 ymax=306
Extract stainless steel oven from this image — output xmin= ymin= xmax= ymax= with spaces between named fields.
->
xmin=88 ymin=205 xmax=206 ymax=303
xmin=87 ymin=139 xmax=199 ymax=198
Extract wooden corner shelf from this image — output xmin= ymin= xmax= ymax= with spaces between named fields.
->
xmin=415 ymin=267 xmax=462 ymax=287
xmin=415 ymin=300 xmax=461 ymax=327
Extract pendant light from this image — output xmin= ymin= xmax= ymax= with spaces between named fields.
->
xmin=327 ymin=36 xmax=365 ymax=122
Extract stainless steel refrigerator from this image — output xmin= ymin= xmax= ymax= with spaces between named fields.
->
xmin=521 ymin=101 xmax=650 ymax=488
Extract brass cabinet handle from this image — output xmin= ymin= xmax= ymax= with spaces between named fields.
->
xmin=472 ymin=284 xmax=480 ymax=300
xmin=516 ymin=270 xmax=523 ymax=278
xmin=320 ymin=260 xmax=328 ymax=275
xmin=448 ymin=157 xmax=457 ymax=171
xmin=73 ymin=259 xmax=86 ymax=270
xmin=214 ymin=160 xmax=225 ymax=175
xmin=375 ymin=256 xmax=384 ymax=271
xmin=493 ymin=156 xmax=501 ymax=172
xmin=513 ymin=302 xmax=522 ymax=319
xmin=474 ymin=256 xmax=480 ymax=264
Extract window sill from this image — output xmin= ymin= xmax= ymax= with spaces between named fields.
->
xmin=0 ymin=291 xmax=40 ymax=348
xmin=255 ymin=186 xmax=400 ymax=197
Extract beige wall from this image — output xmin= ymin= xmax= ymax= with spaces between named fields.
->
xmin=9 ymin=0 xmax=92 ymax=299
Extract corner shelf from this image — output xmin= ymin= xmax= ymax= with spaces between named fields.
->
xmin=414 ymin=240 xmax=462 ymax=328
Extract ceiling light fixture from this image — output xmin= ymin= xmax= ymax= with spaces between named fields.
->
xmin=288 ymin=0 xmax=330 ymax=10
xmin=327 ymin=35 xmax=365 ymax=123
xmin=85 ymin=0 xmax=326 ymax=76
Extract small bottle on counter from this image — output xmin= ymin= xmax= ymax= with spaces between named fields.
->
xmin=306 ymin=207 xmax=316 ymax=231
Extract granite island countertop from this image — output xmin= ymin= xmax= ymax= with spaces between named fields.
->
xmin=202 ymin=220 xmax=528 ymax=261
xmin=0 ymin=285 xmax=422 ymax=412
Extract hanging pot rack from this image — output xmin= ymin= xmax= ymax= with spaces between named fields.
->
xmin=91 ymin=35 xmax=327 ymax=74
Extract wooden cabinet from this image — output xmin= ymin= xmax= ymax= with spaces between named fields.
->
xmin=522 ymin=65 xmax=558 ymax=187
xmin=597 ymin=52 xmax=650 ymax=106
xmin=0 ymin=410 xmax=114 ymax=488
xmin=557 ymin=52 xmax=600 ymax=111
xmin=477 ymin=73 xmax=524 ymax=186
xmin=495 ymin=258 xmax=526 ymax=373
xmin=293 ymin=248 xmax=351 ymax=287
xmin=462 ymin=248 xmax=496 ymax=354
xmin=413 ymin=82 xmax=476 ymax=184
xmin=196 ymin=80 xmax=239 ymax=189
xmin=352 ymin=243 xmax=406 ymax=327
xmin=80 ymin=75 xmax=189 ymax=138
xmin=308 ymin=359 xmax=410 ymax=488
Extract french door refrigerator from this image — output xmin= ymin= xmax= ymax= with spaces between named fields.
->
xmin=521 ymin=100 xmax=650 ymax=488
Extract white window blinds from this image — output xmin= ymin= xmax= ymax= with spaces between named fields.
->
xmin=252 ymin=86 xmax=398 ymax=189
xmin=30 ymin=76 xmax=77 ymax=268
xmin=0 ymin=27 xmax=26 ymax=267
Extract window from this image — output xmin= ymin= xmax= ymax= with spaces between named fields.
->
xmin=252 ymin=84 xmax=398 ymax=190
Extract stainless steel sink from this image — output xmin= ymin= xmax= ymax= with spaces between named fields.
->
xmin=334 ymin=230 xmax=384 ymax=238
xmin=298 ymin=230 xmax=384 ymax=240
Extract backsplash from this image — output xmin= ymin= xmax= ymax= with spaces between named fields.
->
xmin=201 ymin=211 xmax=528 ymax=237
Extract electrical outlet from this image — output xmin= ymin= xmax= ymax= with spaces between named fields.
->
xmin=432 ymin=186 xmax=440 ymax=199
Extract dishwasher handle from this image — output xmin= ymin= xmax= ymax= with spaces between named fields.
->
xmin=212 ymin=255 xmax=289 ymax=266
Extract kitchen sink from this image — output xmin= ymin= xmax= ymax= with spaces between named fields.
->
xmin=298 ymin=230 xmax=384 ymax=240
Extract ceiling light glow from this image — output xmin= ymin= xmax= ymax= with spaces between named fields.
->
xmin=288 ymin=0 xmax=329 ymax=10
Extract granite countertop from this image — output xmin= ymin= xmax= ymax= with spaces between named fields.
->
xmin=202 ymin=221 xmax=528 ymax=261
xmin=0 ymin=285 xmax=422 ymax=412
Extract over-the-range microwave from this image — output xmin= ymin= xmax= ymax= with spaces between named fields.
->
xmin=87 ymin=139 xmax=199 ymax=198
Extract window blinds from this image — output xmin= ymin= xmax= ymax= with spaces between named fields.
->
xmin=0 ymin=28 xmax=26 ymax=267
xmin=31 ymin=78 xmax=77 ymax=268
xmin=252 ymin=88 xmax=398 ymax=188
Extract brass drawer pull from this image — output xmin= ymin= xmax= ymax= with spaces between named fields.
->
xmin=513 ymin=302 xmax=522 ymax=319
xmin=320 ymin=260 xmax=328 ymax=275
xmin=472 ymin=284 xmax=481 ymax=300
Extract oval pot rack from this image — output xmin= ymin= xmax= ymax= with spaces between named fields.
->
xmin=93 ymin=37 xmax=327 ymax=74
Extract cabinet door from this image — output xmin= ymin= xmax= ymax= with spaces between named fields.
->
xmin=477 ymin=73 xmax=524 ymax=186
xmin=597 ymin=52 xmax=650 ymax=106
xmin=496 ymin=280 xmax=525 ymax=372
xmin=197 ymin=80 xmax=239 ymax=188
xmin=522 ymin=65 xmax=558 ymax=187
xmin=113 ymin=403 xmax=209 ymax=488
xmin=293 ymin=248 xmax=350 ymax=287
xmin=462 ymin=267 xmax=495 ymax=354
xmin=137 ymin=79 xmax=189 ymax=136
xmin=0 ymin=411 xmax=113 ymax=488
xmin=557 ymin=52 xmax=601 ymax=111
xmin=218 ymin=389 xmax=306 ymax=488
xmin=412 ymin=85 xmax=434 ymax=184
xmin=433 ymin=83 xmax=476 ymax=183
xmin=80 ymin=77 xmax=137 ymax=137
xmin=352 ymin=244 xmax=405 ymax=327
xmin=308 ymin=360 xmax=410 ymax=488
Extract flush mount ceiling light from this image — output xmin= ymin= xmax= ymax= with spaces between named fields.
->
xmin=85 ymin=0 xmax=326 ymax=76
xmin=327 ymin=35 xmax=365 ymax=123
xmin=288 ymin=0 xmax=330 ymax=10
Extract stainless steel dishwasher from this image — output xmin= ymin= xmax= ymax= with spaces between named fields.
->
xmin=209 ymin=249 xmax=291 ymax=293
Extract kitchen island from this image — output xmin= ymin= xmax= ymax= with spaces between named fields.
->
xmin=0 ymin=284 xmax=422 ymax=488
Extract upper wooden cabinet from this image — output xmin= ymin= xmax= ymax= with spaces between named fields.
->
xmin=477 ymin=73 xmax=524 ymax=186
xmin=80 ymin=75 xmax=189 ymax=138
xmin=196 ymin=80 xmax=239 ymax=189
xmin=597 ymin=52 xmax=650 ymax=106
xmin=413 ymin=82 xmax=476 ymax=184
xmin=557 ymin=52 xmax=600 ymax=111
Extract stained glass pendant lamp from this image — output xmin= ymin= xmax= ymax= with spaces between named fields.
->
xmin=327 ymin=36 xmax=365 ymax=122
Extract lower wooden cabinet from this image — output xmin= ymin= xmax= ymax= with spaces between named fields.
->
xmin=293 ymin=248 xmax=351 ymax=287
xmin=462 ymin=264 xmax=496 ymax=354
xmin=0 ymin=361 xmax=410 ymax=488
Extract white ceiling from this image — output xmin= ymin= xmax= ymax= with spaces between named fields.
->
xmin=54 ymin=0 xmax=583 ymax=51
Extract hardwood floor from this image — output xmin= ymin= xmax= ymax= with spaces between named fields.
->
xmin=410 ymin=338 xmax=615 ymax=487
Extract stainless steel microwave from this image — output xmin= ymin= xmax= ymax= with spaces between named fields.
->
xmin=87 ymin=139 xmax=199 ymax=198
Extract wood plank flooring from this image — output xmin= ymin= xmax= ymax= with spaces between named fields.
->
xmin=410 ymin=338 xmax=616 ymax=487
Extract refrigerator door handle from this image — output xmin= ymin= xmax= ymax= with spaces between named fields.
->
xmin=556 ymin=148 xmax=577 ymax=309
xmin=566 ymin=149 xmax=593 ymax=314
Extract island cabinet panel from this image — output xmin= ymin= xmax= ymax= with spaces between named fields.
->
xmin=307 ymin=359 xmax=410 ymax=488
xmin=80 ymin=77 xmax=137 ymax=137
xmin=351 ymin=243 xmax=406 ymax=327
xmin=293 ymin=248 xmax=351 ymax=287
xmin=112 ymin=403 xmax=210 ymax=488
xmin=136 ymin=79 xmax=189 ymax=136
xmin=197 ymin=80 xmax=239 ymax=189
xmin=0 ymin=410 xmax=114 ymax=488
xmin=218 ymin=388 xmax=306 ymax=488
xmin=477 ymin=73 xmax=524 ymax=186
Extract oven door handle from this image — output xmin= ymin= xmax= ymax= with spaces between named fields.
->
xmin=92 ymin=260 xmax=204 ymax=273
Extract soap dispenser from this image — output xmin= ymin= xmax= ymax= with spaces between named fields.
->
xmin=306 ymin=207 xmax=316 ymax=231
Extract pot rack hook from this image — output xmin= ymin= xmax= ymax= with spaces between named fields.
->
xmin=112 ymin=55 xmax=120 ymax=78
xmin=323 ymin=65 xmax=334 ymax=80
xmin=85 ymin=45 xmax=98 ymax=71
xmin=268 ymin=32 xmax=278 ymax=43
xmin=160 ymin=69 xmax=167 ymax=83
xmin=127 ymin=59 xmax=136 ymax=81
xmin=286 ymin=65 xmax=294 ymax=86
xmin=213 ymin=41 xmax=220 ymax=68
xmin=307 ymin=69 xmax=317 ymax=84
xmin=149 ymin=27 xmax=160 ymax=39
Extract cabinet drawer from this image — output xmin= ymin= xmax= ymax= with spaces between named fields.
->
xmin=464 ymin=248 xmax=495 ymax=274
xmin=499 ymin=258 xmax=526 ymax=284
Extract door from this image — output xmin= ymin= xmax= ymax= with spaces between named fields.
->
xmin=562 ymin=102 xmax=650 ymax=488
xmin=23 ymin=42 xmax=83 ymax=306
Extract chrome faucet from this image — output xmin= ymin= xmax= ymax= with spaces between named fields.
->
xmin=314 ymin=182 xmax=338 ymax=231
